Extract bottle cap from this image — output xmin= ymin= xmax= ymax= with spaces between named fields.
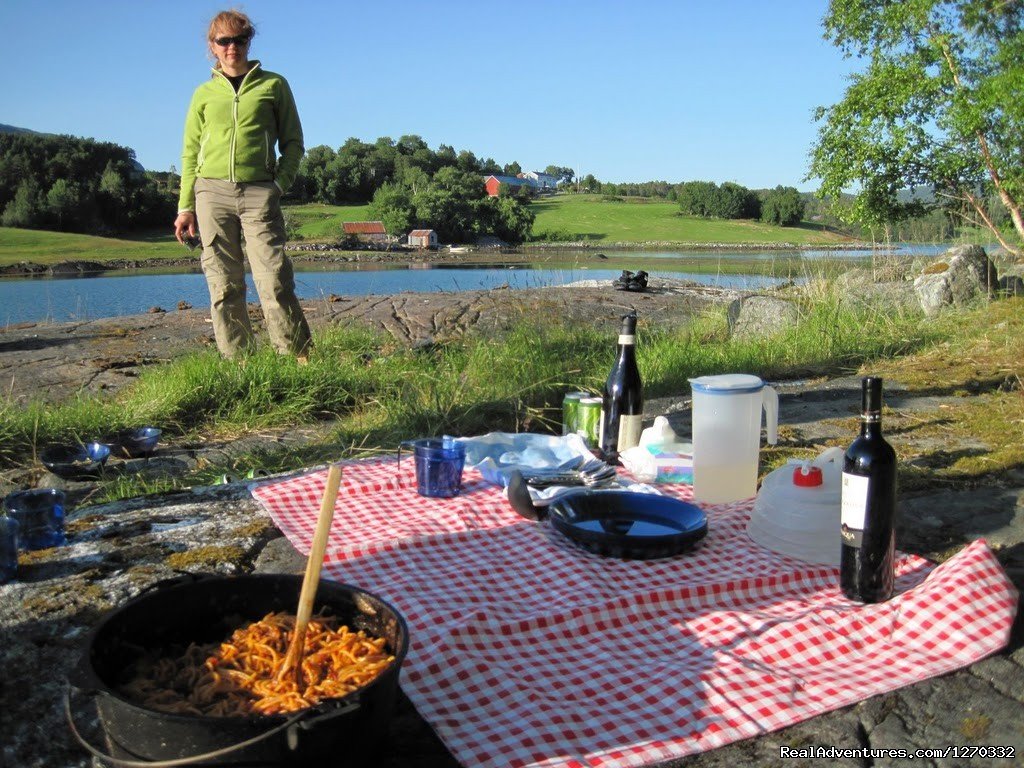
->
xmin=792 ymin=464 xmax=823 ymax=487
xmin=620 ymin=311 xmax=638 ymax=334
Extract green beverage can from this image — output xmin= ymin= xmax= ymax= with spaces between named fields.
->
xmin=562 ymin=391 xmax=588 ymax=435
xmin=577 ymin=396 xmax=603 ymax=448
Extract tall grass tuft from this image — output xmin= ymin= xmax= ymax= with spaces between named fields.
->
xmin=0 ymin=280 xmax=942 ymax=478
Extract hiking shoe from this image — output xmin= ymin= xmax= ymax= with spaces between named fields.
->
xmin=612 ymin=270 xmax=634 ymax=290
xmin=617 ymin=270 xmax=648 ymax=292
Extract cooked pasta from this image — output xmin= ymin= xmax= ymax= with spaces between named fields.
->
xmin=120 ymin=612 xmax=394 ymax=716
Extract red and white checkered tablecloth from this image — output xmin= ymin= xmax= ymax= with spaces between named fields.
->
xmin=252 ymin=458 xmax=1018 ymax=768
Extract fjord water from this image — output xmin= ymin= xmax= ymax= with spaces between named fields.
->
xmin=0 ymin=246 xmax=950 ymax=326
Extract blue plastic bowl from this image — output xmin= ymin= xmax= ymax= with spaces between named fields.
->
xmin=108 ymin=427 xmax=162 ymax=458
xmin=40 ymin=442 xmax=111 ymax=479
xmin=2 ymin=488 xmax=66 ymax=549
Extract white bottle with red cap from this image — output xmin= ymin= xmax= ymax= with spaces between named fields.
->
xmin=746 ymin=447 xmax=844 ymax=565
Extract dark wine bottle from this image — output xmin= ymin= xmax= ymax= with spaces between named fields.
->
xmin=840 ymin=376 xmax=897 ymax=603
xmin=599 ymin=311 xmax=643 ymax=463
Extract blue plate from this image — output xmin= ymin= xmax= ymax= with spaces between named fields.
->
xmin=547 ymin=491 xmax=707 ymax=559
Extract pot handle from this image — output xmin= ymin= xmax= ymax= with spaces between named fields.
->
xmin=133 ymin=571 xmax=211 ymax=599
xmin=64 ymin=684 xmax=306 ymax=768
xmin=286 ymin=699 xmax=361 ymax=749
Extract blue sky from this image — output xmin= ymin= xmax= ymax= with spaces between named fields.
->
xmin=0 ymin=1 xmax=857 ymax=190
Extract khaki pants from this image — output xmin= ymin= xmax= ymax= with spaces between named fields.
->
xmin=194 ymin=178 xmax=312 ymax=358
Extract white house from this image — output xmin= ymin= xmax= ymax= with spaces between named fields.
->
xmin=519 ymin=171 xmax=559 ymax=191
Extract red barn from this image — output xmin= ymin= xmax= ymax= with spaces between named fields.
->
xmin=342 ymin=221 xmax=388 ymax=243
xmin=483 ymin=175 xmax=537 ymax=197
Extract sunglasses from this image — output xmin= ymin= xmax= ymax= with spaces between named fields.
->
xmin=213 ymin=34 xmax=251 ymax=47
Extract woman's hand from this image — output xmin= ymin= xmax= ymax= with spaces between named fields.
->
xmin=174 ymin=212 xmax=197 ymax=244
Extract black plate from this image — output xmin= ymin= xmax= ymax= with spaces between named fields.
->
xmin=547 ymin=491 xmax=707 ymax=560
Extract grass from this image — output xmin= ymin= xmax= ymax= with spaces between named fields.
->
xmin=284 ymin=202 xmax=377 ymax=240
xmin=866 ymin=298 xmax=1024 ymax=488
xmin=0 ymin=280 xmax=953 ymax=503
xmin=528 ymin=194 xmax=853 ymax=246
xmin=0 ymin=227 xmax=186 ymax=265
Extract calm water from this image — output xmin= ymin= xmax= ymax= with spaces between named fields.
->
xmin=0 ymin=245 xmax=952 ymax=326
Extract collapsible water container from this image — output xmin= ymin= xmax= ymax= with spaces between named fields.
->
xmin=746 ymin=447 xmax=844 ymax=565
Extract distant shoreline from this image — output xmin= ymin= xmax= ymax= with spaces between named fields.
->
xmin=0 ymin=239 xmax=938 ymax=279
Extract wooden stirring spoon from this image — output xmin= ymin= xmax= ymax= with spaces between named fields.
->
xmin=277 ymin=462 xmax=344 ymax=685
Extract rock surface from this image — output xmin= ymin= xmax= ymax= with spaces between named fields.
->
xmin=727 ymin=295 xmax=801 ymax=339
xmin=914 ymin=245 xmax=1000 ymax=317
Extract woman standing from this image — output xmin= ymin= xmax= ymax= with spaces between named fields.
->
xmin=173 ymin=10 xmax=312 ymax=361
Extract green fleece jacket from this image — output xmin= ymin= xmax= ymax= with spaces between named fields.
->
xmin=177 ymin=61 xmax=304 ymax=212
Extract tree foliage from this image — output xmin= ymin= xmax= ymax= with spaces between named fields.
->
xmin=809 ymin=0 xmax=1024 ymax=253
xmin=759 ymin=186 xmax=806 ymax=226
xmin=0 ymin=133 xmax=174 ymax=234
xmin=365 ymin=165 xmax=535 ymax=244
xmin=291 ymin=134 xmax=566 ymax=212
xmin=368 ymin=182 xmax=414 ymax=236
xmin=677 ymin=180 xmax=760 ymax=220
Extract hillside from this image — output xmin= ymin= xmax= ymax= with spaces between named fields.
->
xmin=0 ymin=124 xmax=37 ymax=135
xmin=529 ymin=194 xmax=852 ymax=246
xmin=285 ymin=195 xmax=854 ymax=246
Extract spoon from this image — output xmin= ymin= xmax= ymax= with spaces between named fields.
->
xmin=278 ymin=462 xmax=344 ymax=685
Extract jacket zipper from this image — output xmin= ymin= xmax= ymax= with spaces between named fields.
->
xmin=217 ymin=65 xmax=258 ymax=183
xmin=230 ymin=94 xmax=238 ymax=182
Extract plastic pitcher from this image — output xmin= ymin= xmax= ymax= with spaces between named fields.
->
xmin=399 ymin=436 xmax=466 ymax=498
xmin=688 ymin=374 xmax=778 ymax=503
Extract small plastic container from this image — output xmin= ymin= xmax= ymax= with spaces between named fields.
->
xmin=0 ymin=515 xmax=18 ymax=583
xmin=400 ymin=436 xmax=466 ymax=498
xmin=746 ymin=447 xmax=844 ymax=565
xmin=620 ymin=417 xmax=694 ymax=483
xmin=2 ymin=489 xmax=67 ymax=550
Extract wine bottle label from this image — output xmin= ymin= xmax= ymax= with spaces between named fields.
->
xmin=616 ymin=414 xmax=643 ymax=451
xmin=840 ymin=472 xmax=869 ymax=547
xmin=618 ymin=334 xmax=636 ymax=345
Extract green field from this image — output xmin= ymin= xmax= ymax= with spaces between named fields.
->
xmin=530 ymin=195 xmax=850 ymax=245
xmin=285 ymin=202 xmax=375 ymax=239
xmin=0 ymin=227 xmax=186 ymax=265
xmin=0 ymin=194 xmax=853 ymax=266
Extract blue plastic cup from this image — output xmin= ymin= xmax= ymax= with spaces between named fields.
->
xmin=2 ymin=489 xmax=66 ymax=550
xmin=0 ymin=515 xmax=18 ymax=583
xmin=401 ymin=437 xmax=466 ymax=498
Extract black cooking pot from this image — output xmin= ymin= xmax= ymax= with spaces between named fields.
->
xmin=68 ymin=574 xmax=408 ymax=767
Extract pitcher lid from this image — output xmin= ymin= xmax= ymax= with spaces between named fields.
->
xmin=689 ymin=373 xmax=764 ymax=394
